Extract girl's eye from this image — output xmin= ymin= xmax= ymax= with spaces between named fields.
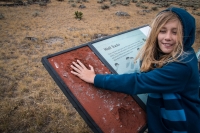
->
xmin=160 ymin=30 xmax=166 ymax=33
xmin=172 ymin=31 xmax=177 ymax=35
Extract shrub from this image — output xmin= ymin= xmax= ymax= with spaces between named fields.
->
xmin=195 ymin=12 xmax=200 ymax=16
xmin=148 ymin=0 xmax=155 ymax=4
xmin=141 ymin=4 xmax=148 ymax=9
xmin=121 ymin=0 xmax=130 ymax=6
xmin=82 ymin=0 xmax=89 ymax=2
xmin=71 ymin=3 xmax=76 ymax=7
xmin=192 ymin=11 xmax=200 ymax=16
xmin=132 ymin=0 xmax=137 ymax=3
xmin=97 ymin=0 xmax=103 ymax=3
xmin=180 ymin=6 xmax=187 ymax=11
xmin=111 ymin=2 xmax=117 ymax=6
xmin=75 ymin=0 xmax=81 ymax=3
xmin=74 ymin=11 xmax=83 ymax=20
xmin=193 ymin=5 xmax=199 ymax=10
xmin=162 ymin=2 xmax=170 ymax=7
xmin=0 ymin=13 xmax=4 ymax=19
xmin=101 ymin=4 xmax=109 ymax=9
xmin=136 ymin=2 xmax=141 ymax=7
xmin=140 ymin=0 xmax=146 ymax=3
xmin=151 ymin=6 xmax=158 ymax=11
xmin=110 ymin=0 xmax=119 ymax=5
xmin=32 ymin=11 xmax=40 ymax=17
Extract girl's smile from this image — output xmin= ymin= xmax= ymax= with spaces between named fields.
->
xmin=157 ymin=19 xmax=179 ymax=54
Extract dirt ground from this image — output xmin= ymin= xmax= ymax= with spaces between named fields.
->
xmin=0 ymin=0 xmax=200 ymax=133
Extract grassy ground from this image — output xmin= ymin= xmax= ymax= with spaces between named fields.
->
xmin=0 ymin=0 xmax=200 ymax=132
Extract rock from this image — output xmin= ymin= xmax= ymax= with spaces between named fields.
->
xmin=92 ymin=33 xmax=108 ymax=40
xmin=97 ymin=0 xmax=104 ymax=3
xmin=143 ymin=9 xmax=151 ymax=13
xmin=115 ymin=11 xmax=130 ymax=16
xmin=32 ymin=11 xmax=40 ymax=17
xmin=42 ymin=0 xmax=51 ymax=3
xmin=24 ymin=37 xmax=38 ymax=42
xmin=82 ymin=0 xmax=89 ymax=2
xmin=39 ymin=2 xmax=47 ymax=6
xmin=14 ymin=0 xmax=24 ymax=5
xmin=137 ymin=10 xmax=151 ymax=15
xmin=101 ymin=4 xmax=109 ymax=9
xmin=121 ymin=0 xmax=130 ymax=6
xmin=44 ymin=37 xmax=64 ymax=45
xmin=79 ymin=4 xmax=86 ymax=8
xmin=196 ymin=12 xmax=200 ymax=16
xmin=82 ymin=34 xmax=89 ymax=38
xmin=0 ymin=14 xmax=4 ymax=19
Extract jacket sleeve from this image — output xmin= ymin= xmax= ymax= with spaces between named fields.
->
xmin=94 ymin=61 xmax=191 ymax=95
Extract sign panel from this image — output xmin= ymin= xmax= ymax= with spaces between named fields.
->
xmin=91 ymin=26 xmax=151 ymax=105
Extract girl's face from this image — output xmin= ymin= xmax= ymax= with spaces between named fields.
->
xmin=157 ymin=19 xmax=179 ymax=54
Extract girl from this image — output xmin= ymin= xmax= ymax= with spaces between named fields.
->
xmin=71 ymin=7 xmax=200 ymax=133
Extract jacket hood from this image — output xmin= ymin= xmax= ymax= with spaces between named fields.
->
xmin=160 ymin=7 xmax=196 ymax=51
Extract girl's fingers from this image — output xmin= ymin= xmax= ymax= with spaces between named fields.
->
xmin=71 ymin=71 xmax=78 ymax=75
xmin=71 ymin=64 xmax=81 ymax=73
xmin=72 ymin=61 xmax=83 ymax=71
xmin=77 ymin=60 xmax=87 ymax=69
xmin=89 ymin=65 xmax=94 ymax=72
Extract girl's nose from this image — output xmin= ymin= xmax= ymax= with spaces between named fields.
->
xmin=165 ymin=32 xmax=172 ymax=41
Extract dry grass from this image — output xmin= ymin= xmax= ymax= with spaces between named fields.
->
xmin=0 ymin=0 xmax=199 ymax=133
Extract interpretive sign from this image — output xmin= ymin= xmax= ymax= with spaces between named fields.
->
xmin=41 ymin=25 xmax=150 ymax=133
xmin=90 ymin=25 xmax=150 ymax=105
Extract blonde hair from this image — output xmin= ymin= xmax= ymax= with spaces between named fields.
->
xmin=136 ymin=11 xmax=184 ymax=72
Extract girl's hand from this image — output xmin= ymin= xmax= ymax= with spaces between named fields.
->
xmin=70 ymin=60 xmax=95 ymax=84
